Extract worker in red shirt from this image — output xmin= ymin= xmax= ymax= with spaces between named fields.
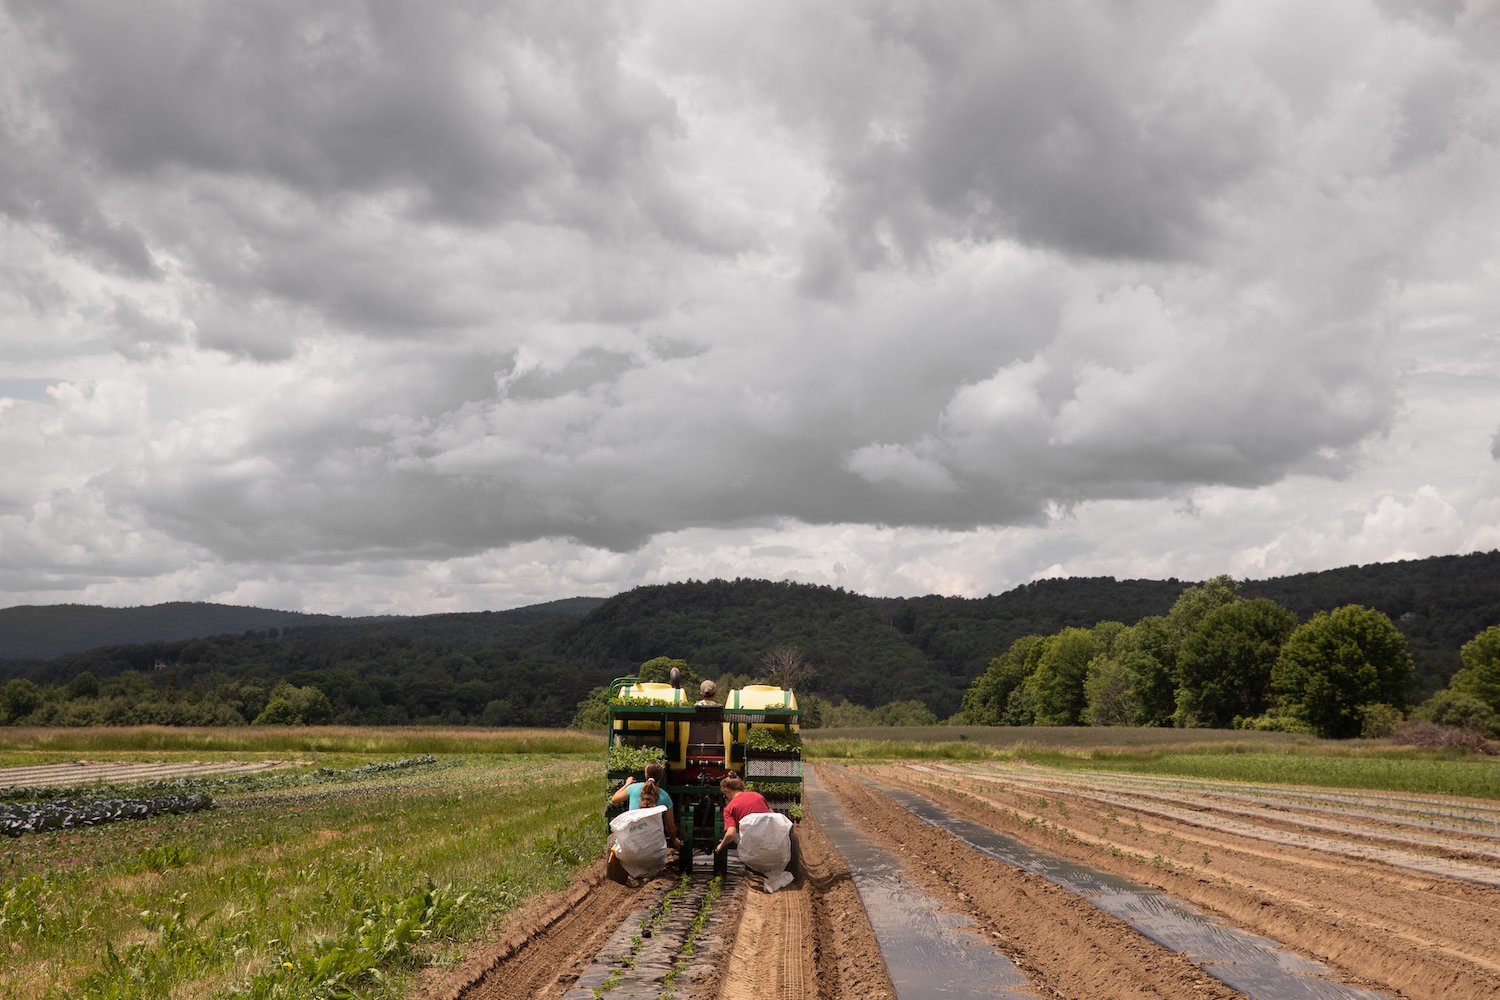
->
xmin=715 ymin=773 xmax=770 ymax=854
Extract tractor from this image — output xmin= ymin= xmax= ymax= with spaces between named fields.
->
xmin=604 ymin=676 xmax=802 ymax=877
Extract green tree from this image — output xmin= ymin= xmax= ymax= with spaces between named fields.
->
xmin=0 ymin=678 xmax=44 ymax=723
xmin=1168 ymin=574 xmax=1241 ymax=640
xmin=1081 ymin=654 xmax=1137 ymax=726
xmin=570 ymin=686 xmax=609 ymax=730
xmin=1031 ymin=627 xmax=1102 ymax=726
xmin=961 ymin=635 xmax=1044 ymax=725
xmin=635 ymin=656 xmax=699 ymax=691
xmin=870 ymin=699 xmax=939 ymax=726
xmin=1113 ymin=616 xmax=1178 ymax=726
xmin=1449 ymin=624 xmax=1500 ymax=714
xmin=251 ymin=682 xmax=333 ymax=725
xmin=66 ymin=671 xmax=101 ymax=700
xmin=1174 ymin=599 xmax=1298 ymax=728
xmin=1272 ymin=605 xmax=1414 ymax=738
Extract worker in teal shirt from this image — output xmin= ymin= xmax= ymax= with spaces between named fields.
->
xmin=611 ymin=761 xmax=681 ymax=847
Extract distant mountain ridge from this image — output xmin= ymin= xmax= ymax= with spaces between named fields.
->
xmin=0 ymin=597 xmax=603 ymax=661
xmin=2 ymin=552 xmax=1497 ymax=723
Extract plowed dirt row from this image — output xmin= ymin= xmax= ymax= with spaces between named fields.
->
xmin=437 ymin=763 xmax=1403 ymax=998
xmin=424 ymin=763 xmax=1500 ymax=998
xmin=870 ymin=762 xmax=1500 ymax=1000
xmin=425 ymin=790 xmax=892 ymax=1000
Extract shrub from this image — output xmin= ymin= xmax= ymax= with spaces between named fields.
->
xmin=1359 ymin=703 xmax=1405 ymax=738
xmin=1417 ymin=690 xmax=1500 ymax=738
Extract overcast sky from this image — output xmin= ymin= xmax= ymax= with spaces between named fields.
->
xmin=2 ymin=0 xmax=1499 ymax=617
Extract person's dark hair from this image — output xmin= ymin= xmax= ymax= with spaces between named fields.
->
xmin=644 ymin=761 xmax=665 ymax=783
xmin=719 ymin=774 xmax=745 ymax=794
xmin=640 ymin=778 xmax=659 ymax=809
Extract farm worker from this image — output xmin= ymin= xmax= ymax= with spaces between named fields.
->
xmin=611 ymin=761 xmax=682 ymax=849
xmin=695 ymin=680 xmax=718 ymax=706
xmin=714 ymin=774 xmax=770 ymax=853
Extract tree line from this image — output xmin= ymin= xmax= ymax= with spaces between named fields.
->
xmin=2 ymin=554 xmax=1499 ymax=732
xmin=958 ymin=575 xmax=1500 ymax=739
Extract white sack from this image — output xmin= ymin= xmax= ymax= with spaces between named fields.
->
xmin=735 ymin=811 xmax=794 ymax=891
xmin=609 ymin=805 xmax=668 ymax=878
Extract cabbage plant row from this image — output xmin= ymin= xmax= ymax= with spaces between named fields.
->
xmin=0 ymin=793 xmax=216 ymax=837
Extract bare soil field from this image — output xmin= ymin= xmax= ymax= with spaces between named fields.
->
xmin=426 ymin=761 xmax=1500 ymax=999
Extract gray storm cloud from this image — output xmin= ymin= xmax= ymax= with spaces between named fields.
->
xmin=2 ymin=0 xmax=1497 ymax=601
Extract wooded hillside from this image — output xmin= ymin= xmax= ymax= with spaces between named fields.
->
xmin=1 ymin=551 xmax=1496 ymax=727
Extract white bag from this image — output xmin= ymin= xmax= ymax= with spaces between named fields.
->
xmin=609 ymin=805 xmax=669 ymax=878
xmin=735 ymin=811 xmax=794 ymax=892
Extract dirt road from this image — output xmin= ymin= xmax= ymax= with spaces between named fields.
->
xmin=427 ymin=761 xmax=1500 ymax=999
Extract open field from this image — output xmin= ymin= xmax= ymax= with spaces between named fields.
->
xmin=4 ymin=727 xmax=1499 ymax=998
xmin=0 ymin=745 xmax=601 ymax=999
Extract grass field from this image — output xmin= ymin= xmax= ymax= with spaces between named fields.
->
xmin=2 ymin=723 xmax=1496 ymax=998
xmin=803 ymin=725 xmax=1500 ymax=799
xmin=0 ymin=734 xmax=606 ymax=999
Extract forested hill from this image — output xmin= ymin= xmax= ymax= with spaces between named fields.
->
xmin=1 ymin=551 xmax=1497 ymax=726
xmin=0 ymin=602 xmax=354 ymax=660
xmin=0 ymin=597 xmax=605 ymax=662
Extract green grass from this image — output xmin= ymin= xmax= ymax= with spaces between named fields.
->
xmin=0 ymin=725 xmax=603 ymax=762
xmin=805 ymin=726 xmax=1500 ymax=799
xmin=0 ymin=751 xmax=605 ymax=999
xmin=803 ymin=725 xmax=1314 ymax=751
xmin=1043 ymin=750 xmax=1500 ymax=799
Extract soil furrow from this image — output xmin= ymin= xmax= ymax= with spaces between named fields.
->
xmin=817 ymin=765 xmax=1249 ymax=1000
xmin=877 ymin=763 xmax=1500 ymax=1000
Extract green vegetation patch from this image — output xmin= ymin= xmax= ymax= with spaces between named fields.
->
xmin=744 ymin=728 xmax=801 ymax=753
xmin=0 ymin=753 xmax=601 ymax=999
xmin=606 ymin=744 xmax=667 ymax=774
xmin=0 ymin=725 xmax=603 ymax=759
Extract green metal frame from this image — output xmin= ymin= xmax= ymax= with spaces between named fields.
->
xmin=604 ymin=675 xmax=802 ymax=876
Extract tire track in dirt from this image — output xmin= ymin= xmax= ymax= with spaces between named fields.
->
xmin=873 ymin=762 xmax=1500 ymax=1000
xmin=702 ymin=783 xmax=892 ymax=1000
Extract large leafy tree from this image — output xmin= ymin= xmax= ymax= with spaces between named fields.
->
xmin=1168 ymin=575 xmax=1241 ymax=640
xmin=635 ymin=656 xmax=699 ymax=690
xmin=1272 ymin=605 xmax=1414 ymax=738
xmin=1450 ymin=624 xmax=1500 ymax=714
xmin=1082 ymin=654 xmax=1137 ymax=726
xmin=1032 ymin=626 xmax=1112 ymax=726
xmin=1175 ymin=599 xmax=1298 ymax=728
xmin=1113 ymin=616 xmax=1177 ymax=726
xmin=961 ymin=635 xmax=1044 ymax=726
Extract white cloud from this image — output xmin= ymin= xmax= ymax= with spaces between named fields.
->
xmin=2 ymin=0 xmax=1498 ymax=613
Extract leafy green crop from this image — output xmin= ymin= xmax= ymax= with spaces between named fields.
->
xmin=744 ymin=728 xmax=801 ymax=753
xmin=607 ymin=744 xmax=667 ymax=773
xmin=746 ymin=781 xmax=801 ymax=798
xmin=0 ymin=793 xmax=215 ymax=837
